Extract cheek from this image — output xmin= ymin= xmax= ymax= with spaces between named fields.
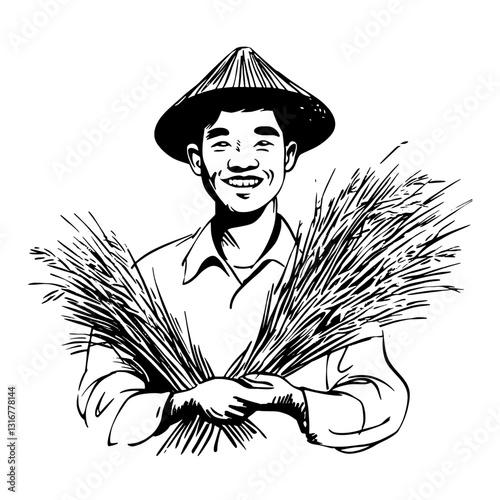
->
xmin=261 ymin=151 xmax=286 ymax=185
xmin=202 ymin=150 xmax=226 ymax=178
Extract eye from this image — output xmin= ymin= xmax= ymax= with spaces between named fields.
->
xmin=212 ymin=141 xmax=230 ymax=150
xmin=255 ymin=140 xmax=273 ymax=150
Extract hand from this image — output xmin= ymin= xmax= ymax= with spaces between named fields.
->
xmin=172 ymin=378 xmax=255 ymax=423
xmin=239 ymin=374 xmax=306 ymax=413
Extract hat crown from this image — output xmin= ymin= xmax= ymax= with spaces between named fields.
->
xmin=179 ymin=46 xmax=311 ymax=104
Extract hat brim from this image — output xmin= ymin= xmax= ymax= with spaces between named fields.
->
xmin=154 ymin=88 xmax=335 ymax=163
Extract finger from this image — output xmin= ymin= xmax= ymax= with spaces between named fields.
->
xmin=207 ymin=408 xmax=226 ymax=420
xmin=240 ymin=376 xmax=274 ymax=388
xmin=234 ymin=394 xmax=265 ymax=407
xmin=244 ymin=373 xmax=275 ymax=382
xmin=240 ymin=380 xmax=273 ymax=390
xmin=226 ymin=406 xmax=246 ymax=419
xmin=234 ymin=395 xmax=251 ymax=404
xmin=237 ymin=378 xmax=260 ymax=389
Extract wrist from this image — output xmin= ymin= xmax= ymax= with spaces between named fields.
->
xmin=287 ymin=386 xmax=308 ymax=432
xmin=155 ymin=389 xmax=193 ymax=435
xmin=268 ymin=382 xmax=306 ymax=417
xmin=171 ymin=388 xmax=194 ymax=415
xmin=153 ymin=392 xmax=177 ymax=436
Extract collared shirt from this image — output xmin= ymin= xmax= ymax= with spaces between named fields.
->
xmin=77 ymin=216 xmax=406 ymax=451
xmin=137 ymin=215 xmax=297 ymax=376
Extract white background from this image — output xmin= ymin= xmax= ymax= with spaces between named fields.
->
xmin=1 ymin=1 xmax=499 ymax=499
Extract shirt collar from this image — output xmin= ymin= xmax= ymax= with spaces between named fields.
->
xmin=182 ymin=215 xmax=296 ymax=284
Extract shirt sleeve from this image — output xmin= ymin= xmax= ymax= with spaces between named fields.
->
xmin=77 ymin=330 xmax=146 ymax=429
xmin=77 ymin=329 xmax=178 ymax=446
xmin=300 ymin=323 xmax=409 ymax=451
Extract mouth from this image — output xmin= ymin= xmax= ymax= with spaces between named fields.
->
xmin=221 ymin=175 xmax=263 ymax=188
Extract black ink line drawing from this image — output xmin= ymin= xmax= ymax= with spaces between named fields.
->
xmin=30 ymin=47 xmax=470 ymax=454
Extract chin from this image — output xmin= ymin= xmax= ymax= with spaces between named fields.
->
xmin=220 ymin=192 xmax=270 ymax=213
xmin=226 ymin=200 xmax=266 ymax=214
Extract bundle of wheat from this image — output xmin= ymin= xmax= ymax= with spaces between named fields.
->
xmin=30 ymin=214 xmax=261 ymax=453
xmin=31 ymin=168 xmax=469 ymax=454
xmin=229 ymin=168 xmax=469 ymax=378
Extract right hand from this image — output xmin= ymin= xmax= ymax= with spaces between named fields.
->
xmin=172 ymin=378 xmax=254 ymax=422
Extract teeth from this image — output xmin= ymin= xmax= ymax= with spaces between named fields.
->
xmin=227 ymin=178 xmax=260 ymax=187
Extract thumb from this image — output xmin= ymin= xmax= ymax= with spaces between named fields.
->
xmin=240 ymin=374 xmax=273 ymax=388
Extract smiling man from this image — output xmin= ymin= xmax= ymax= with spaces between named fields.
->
xmin=185 ymin=109 xmax=298 ymax=282
xmin=77 ymin=47 xmax=409 ymax=452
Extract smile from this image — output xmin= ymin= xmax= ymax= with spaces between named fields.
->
xmin=222 ymin=176 xmax=263 ymax=188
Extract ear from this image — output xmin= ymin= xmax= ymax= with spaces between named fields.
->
xmin=187 ymin=144 xmax=202 ymax=176
xmin=284 ymin=141 xmax=298 ymax=172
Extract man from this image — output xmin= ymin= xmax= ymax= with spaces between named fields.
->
xmin=78 ymin=47 xmax=409 ymax=452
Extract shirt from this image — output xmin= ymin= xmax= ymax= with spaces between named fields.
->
xmin=77 ymin=216 xmax=408 ymax=451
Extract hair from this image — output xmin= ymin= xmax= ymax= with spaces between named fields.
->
xmin=186 ymin=92 xmax=301 ymax=152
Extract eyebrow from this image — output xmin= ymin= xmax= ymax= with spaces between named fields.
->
xmin=206 ymin=127 xmax=229 ymax=140
xmin=254 ymin=126 xmax=280 ymax=137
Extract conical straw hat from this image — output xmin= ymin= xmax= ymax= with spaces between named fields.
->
xmin=155 ymin=47 xmax=335 ymax=163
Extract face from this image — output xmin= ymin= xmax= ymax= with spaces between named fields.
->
xmin=187 ymin=110 xmax=297 ymax=213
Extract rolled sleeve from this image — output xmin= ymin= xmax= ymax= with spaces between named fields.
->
xmin=303 ymin=388 xmax=365 ymax=444
xmin=292 ymin=325 xmax=408 ymax=450
xmin=77 ymin=334 xmax=145 ymax=427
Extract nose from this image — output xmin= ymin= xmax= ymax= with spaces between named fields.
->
xmin=227 ymin=150 xmax=259 ymax=173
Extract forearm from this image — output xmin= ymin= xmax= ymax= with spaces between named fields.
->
xmin=96 ymin=383 xmax=205 ymax=446
xmin=78 ymin=340 xmax=189 ymax=446
xmin=109 ymin=391 xmax=173 ymax=445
